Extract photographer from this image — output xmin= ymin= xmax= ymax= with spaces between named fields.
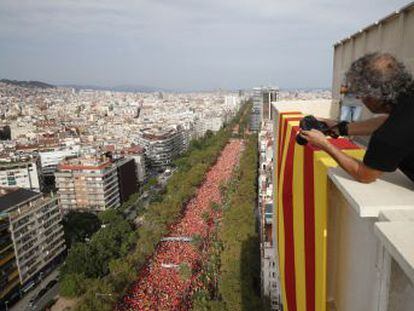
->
xmin=300 ymin=53 xmax=414 ymax=183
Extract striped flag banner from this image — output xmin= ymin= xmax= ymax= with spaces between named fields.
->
xmin=276 ymin=112 xmax=364 ymax=311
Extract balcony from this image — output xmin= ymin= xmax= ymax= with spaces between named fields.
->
xmin=272 ymin=101 xmax=414 ymax=311
xmin=0 ymin=250 xmax=15 ymax=266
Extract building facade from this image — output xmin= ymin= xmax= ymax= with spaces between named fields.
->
xmin=120 ymin=145 xmax=147 ymax=183
xmin=39 ymin=148 xmax=80 ymax=177
xmin=258 ymin=121 xmax=280 ymax=310
xmin=250 ymin=87 xmax=279 ymax=132
xmin=0 ymin=157 xmax=42 ymax=191
xmin=55 ymin=156 xmax=121 ymax=211
xmin=0 ymin=211 xmax=19 ymax=302
xmin=250 ymin=88 xmax=262 ymax=132
xmin=137 ymin=127 xmax=185 ymax=169
xmin=115 ymin=157 xmax=139 ymax=203
xmin=0 ymin=188 xmax=65 ymax=300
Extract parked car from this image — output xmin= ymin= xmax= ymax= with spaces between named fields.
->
xmin=45 ymin=279 xmax=58 ymax=290
xmin=34 ymin=287 xmax=48 ymax=302
xmin=21 ymin=280 xmax=35 ymax=294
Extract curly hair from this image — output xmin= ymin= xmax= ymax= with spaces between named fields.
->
xmin=345 ymin=53 xmax=413 ymax=107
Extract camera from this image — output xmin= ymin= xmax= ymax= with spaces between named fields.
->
xmin=295 ymin=115 xmax=338 ymax=145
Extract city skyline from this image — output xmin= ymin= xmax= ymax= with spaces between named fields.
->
xmin=0 ymin=0 xmax=409 ymax=91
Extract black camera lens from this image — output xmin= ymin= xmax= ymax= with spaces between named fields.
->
xmin=294 ymin=115 xmax=330 ymax=145
xmin=296 ymin=134 xmax=308 ymax=146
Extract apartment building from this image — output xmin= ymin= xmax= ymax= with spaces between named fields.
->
xmin=114 ymin=157 xmax=139 ymax=202
xmin=0 ymin=211 xmax=19 ymax=302
xmin=55 ymin=156 xmax=120 ymax=211
xmin=38 ymin=147 xmax=80 ymax=177
xmin=0 ymin=188 xmax=65 ymax=300
xmin=258 ymin=122 xmax=280 ymax=310
xmin=120 ymin=145 xmax=147 ymax=183
xmin=0 ymin=156 xmax=42 ymax=191
xmin=137 ymin=127 xmax=185 ymax=169
xmin=250 ymin=87 xmax=279 ymax=132
xmin=262 ymin=87 xmax=279 ymax=121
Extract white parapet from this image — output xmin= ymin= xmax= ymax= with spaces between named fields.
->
xmin=327 ymin=167 xmax=414 ymax=311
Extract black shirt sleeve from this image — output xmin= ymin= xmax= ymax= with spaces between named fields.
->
xmin=363 ymin=132 xmax=408 ymax=172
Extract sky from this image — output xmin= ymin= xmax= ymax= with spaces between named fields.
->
xmin=0 ymin=0 xmax=410 ymax=91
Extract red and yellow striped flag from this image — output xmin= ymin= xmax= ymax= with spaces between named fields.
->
xmin=276 ymin=112 xmax=364 ymax=311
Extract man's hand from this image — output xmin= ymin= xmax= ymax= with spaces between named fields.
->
xmin=316 ymin=115 xmax=389 ymax=136
xmin=299 ymin=129 xmax=330 ymax=149
xmin=301 ymin=128 xmax=383 ymax=183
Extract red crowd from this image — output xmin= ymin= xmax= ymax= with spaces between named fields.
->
xmin=116 ymin=140 xmax=244 ymax=311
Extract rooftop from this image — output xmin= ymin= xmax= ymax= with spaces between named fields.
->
xmin=0 ymin=188 xmax=40 ymax=213
xmin=140 ymin=127 xmax=179 ymax=140
xmin=57 ymin=156 xmax=112 ymax=171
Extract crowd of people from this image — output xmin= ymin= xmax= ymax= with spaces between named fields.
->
xmin=117 ymin=139 xmax=244 ymax=310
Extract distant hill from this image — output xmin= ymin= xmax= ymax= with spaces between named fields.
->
xmin=113 ymin=84 xmax=170 ymax=93
xmin=61 ymin=84 xmax=169 ymax=93
xmin=1 ymin=79 xmax=172 ymax=93
xmin=0 ymin=79 xmax=55 ymax=89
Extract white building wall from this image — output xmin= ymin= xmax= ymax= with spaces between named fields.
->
xmin=130 ymin=154 xmax=146 ymax=183
xmin=0 ymin=161 xmax=41 ymax=191
xmin=332 ymin=3 xmax=414 ymax=118
xmin=39 ymin=148 xmax=80 ymax=176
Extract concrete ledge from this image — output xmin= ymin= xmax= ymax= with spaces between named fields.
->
xmin=374 ymin=222 xmax=414 ymax=284
xmin=328 ymin=168 xmax=414 ymax=218
xmin=273 ymin=99 xmax=336 ymax=118
xmin=379 ymin=209 xmax=414 ymax=222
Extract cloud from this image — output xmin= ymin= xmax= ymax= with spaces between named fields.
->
xmin=0 ymin=0 xmax=409 ymax=89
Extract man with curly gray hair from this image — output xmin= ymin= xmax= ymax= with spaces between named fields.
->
xmin=300 ymin=53 xmax=414 ymax=183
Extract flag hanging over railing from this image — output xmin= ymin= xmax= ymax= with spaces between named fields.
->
xmin=275 ymin=112 xmax=364 ymax=311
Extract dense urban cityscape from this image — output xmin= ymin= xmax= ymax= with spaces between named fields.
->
xmin=0 ymin=77 xmax=331 ymax=311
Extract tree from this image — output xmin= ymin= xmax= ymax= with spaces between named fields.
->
xmin=62 ymin=212 xmax=101 ymax=248
xmin=59 ymin=273 xmax=88 ymax=297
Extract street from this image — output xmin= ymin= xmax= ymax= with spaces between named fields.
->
xmin=123 ymin=168 xmax=176 ymax=222
xmin=11 ymin=270 xmax=59 ymax=311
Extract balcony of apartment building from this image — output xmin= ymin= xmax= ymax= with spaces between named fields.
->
xmin=42 ymin=240 xmax=66 ymax=263
xmin=265 ymin=203 xmax=273 ymax=225
xmin=272 ymin=100 xmax=414 ymax=311
xmin=0 ymin=249 xmax=15 ymax=267
xmin=0 ymin=236 xmax=13 ymax=255
xmin=0 ymin=265 xmax=19 ymax=300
